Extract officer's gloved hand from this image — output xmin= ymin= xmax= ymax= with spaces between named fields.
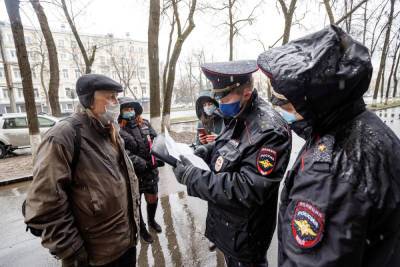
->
xmin=156 ymin=159 xmax=165 ymax=167
xmin=62 ymin=246 xmax=88 ymax=267
xmin=173 ymin=155 xmax=194 ymax=185
xmin=194 ymin=145 xmax=208 ymax=160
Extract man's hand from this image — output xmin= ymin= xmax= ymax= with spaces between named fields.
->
xmin=173 ymin=156 xmax=194 ymax=185
xmin=205 ymin=134 xmax=217 ymax=143
xmin=62 ymin=246 xmax=88 ymax=267
xmin=199 ymin=133 xmax=208 ymax=144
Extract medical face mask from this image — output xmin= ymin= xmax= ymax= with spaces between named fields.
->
xmin=276 ymin=107 xmax=298 ymax=124
xmin=204 ymin=104 xmax=217 ymax=116
xmin=122 ymin=111 xmax=135 ymax=120
xmin=99 ymin=102 xmax=120 ymax=126
xmin=219 ymin=101 xmax=241 ymax=118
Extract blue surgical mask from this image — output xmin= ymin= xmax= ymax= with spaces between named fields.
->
xmin=204 ymin=105 xmax=217 ymax=116
xmin=122 ymin=111 xmax=135 ymax=119
xmin=219 ymin=101 xmax=241 ymax=118
xmin=277 ymin=107 xmax=297 ymax=124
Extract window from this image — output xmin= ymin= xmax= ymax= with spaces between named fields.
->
xmin=65 ymin=87 xmax=73 ymax=98
xmin=0 ymin=67 xmax=3 ymax=78
xmin=13 ymin=68 xmax=20 ymax=79
xmin=38 ymin=117 xmax=55 ymax=127
xmin=25 ymin=36 xmax=32 ymax=44
xmin=7 ymin=34 xmax=13 ymax=43
xmin=3 ymin=117 xmax=28 ymax=129
xmin=10 ymin=49 xmax=16 ymax=58
xmin=60 ymin=53 xmax=67 ymax=60
xmin=75 ymin=69 xmax=81 ymax=79
xmin=67 ymin=104 xmax=73 ymax=110
xmin=140 ymin=57 xmax=145 ymax=65
xmin=34 ymin=88 xmax=39 ymax=98
xmin=63 ymin=69 xmax=69 ymax=79
xmin=100 ymin=56 xmax=105 ymax=64
xmin=140 ymin=70 xmax=145 ymax=79
xmin=17 ymin=88 xmax=23 ymax=98
xmin=32 ymin=69 xmax=37 ymax=79
xmin=58 ymin=39 xmax=65 ymax=48
xmin=2 ymin=88 xmax=9 ymax=99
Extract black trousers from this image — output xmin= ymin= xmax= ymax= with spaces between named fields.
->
xmin=224 ymin=255 xmax=268 ymax=267
xmin=95 ymin=247 xmax=136 ymax=267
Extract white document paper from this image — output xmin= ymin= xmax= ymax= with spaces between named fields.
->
xmin=164 ymin=128 xmax=210 ymax=171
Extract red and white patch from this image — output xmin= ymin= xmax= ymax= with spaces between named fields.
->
xmin=214 ymin=156 xmax=224 ymax=172
xmin=256 ymin=148 xmax=276 ymax=176
xmin=291 ymin=201 xmax=325 ymax=249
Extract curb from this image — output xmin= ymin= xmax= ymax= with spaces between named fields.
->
xmin=0 ymin=175 xmax=33 ymax=187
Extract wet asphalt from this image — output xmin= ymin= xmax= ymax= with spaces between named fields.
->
xmin=0 ymin=107 xmax=399 ymax=267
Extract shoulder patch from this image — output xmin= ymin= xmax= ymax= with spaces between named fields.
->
xmin=256 ymin=147 xmax=276 ymax=175
xmin=312 ymin=135 xmax=335 ymax=164
xmin=291 ymin=201 xmax=325 ymax=249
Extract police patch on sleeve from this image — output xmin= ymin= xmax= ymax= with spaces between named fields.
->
xmin=256 ymin=148 xmax=276 ymax=176
xmin=291 ymin=201 xmax=325 ymax=249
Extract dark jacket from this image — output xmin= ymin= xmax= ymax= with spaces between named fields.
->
xmin=119 ymin=118 xmax=159 ymax=191
xmin=25 ymin=111 xmax=140 ymax=266
xmin=257 ymin=25 xmax=400 ymax=266
xmin=184 ymin=90 xmax=292 ymax=262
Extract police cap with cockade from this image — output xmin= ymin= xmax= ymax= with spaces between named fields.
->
xmin=76 ymin=74 xmax=123 ymax=108
xmin=201 ymin=60 xmax=258 ymax=100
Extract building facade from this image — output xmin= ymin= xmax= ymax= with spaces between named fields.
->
xmin=0 ymin=21 xmax=149 ymax=115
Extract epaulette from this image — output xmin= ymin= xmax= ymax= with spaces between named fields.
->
xmin=312 ymin=134 xmax=335 ymax=171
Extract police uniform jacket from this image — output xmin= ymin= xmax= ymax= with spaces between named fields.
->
xmin=184 ymin=90 xmax=292 ymax=262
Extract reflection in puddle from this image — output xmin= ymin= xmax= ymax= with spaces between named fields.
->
xmin=136 ymin=191 xmax=227 ymax=266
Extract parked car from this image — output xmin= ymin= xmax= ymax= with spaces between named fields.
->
xmin=0 ymin=113 xmax=60 ymax=158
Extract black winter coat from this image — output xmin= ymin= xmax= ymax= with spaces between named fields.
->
xmin=184 ymin=91 xmax=292 ymax=263
xmin=119 ymin=119 xmax=159 ymax=191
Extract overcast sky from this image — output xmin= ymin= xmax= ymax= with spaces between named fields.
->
xmin=0 ymin=0 xmax=335 ymax=62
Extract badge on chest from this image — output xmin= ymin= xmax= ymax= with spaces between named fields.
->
xmin=214 ymin=156 xmax=224 ymax=172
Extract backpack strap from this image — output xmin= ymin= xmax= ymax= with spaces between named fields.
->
xmin=61 ymin=116 xmax=82 ymax=178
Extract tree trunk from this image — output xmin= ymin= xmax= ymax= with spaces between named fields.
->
xmin=148 ymin=0 xmax=161 ymax=132
xmin=279 ymin=0 xmax=297 ymax=45
xmin=30 ymin=0 xmax=61 ymax=117
xmin=392 ymin=48 xmax=400 ymax=98
xmin=60 ymin=0 xmax=94 ymax=74
xmin=0 ymin=26 xmax=17 ymax=113
xmin=228 ymin=0 xmax=234 ymax=61
xmin=161 ymin=0 xmax=197 ymax=131
xmin=385 ymin=40 xmax=400 ymax=104
xmin=5 ymin=0 xmax=41 ymax=156
xmin=362 ymin=1 xmax=367 ymax=45
xmin=323 ymin=0 xmax=335 ymax=24
xmin=39 ymin=55 xmax=51 ymax=113
xmin=372 ymin=0 xmax=395 ymax=106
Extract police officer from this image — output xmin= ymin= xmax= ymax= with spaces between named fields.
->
xmin=173 ymin=60 xmax=292 ymax=266
xmin=118 ymin=97 xmax=163 ymax=244
xmin=257 ymin=25 xmax=400 ymax=266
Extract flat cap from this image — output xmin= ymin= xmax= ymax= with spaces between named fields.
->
xmin=76 ymin=74 xmax=123 ymax=108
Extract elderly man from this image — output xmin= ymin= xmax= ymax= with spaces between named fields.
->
xmin=24 ymin=74 xmax=140 ymax=267
xmin=173 ymin=60 xmax=292 ymax=266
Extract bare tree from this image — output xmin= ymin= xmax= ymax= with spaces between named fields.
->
xmin=373 ymin=0 xmax=395 ymax=105
xmin=0 ymin=24 xmax=17 ymax=113
xmin=206 ymin=0 xmax=262 ymax=60
xmin=278 ymin=0 xmax=297 ymax=44
xmin=161 ymin=0 xmax=197 ymax=131
xmin=59 ymin=0 xmax=96 ymax=74
xmin=5 ymin=0 xmax=41 ymax=155
xmin=30 ymin=0 xmax=61 ymax=116
xmin=108 ymin=45 xmax=139 ymax=99
xmin=322 ymin=0 xmax=368 ymax=26
xmin=385 ymin=31 xmax=400 ymax=104
xmin=148 ymin=0 xmax=161 ymax=132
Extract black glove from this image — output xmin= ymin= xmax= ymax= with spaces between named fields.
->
xmin=156 ymin=159 xmax=165 ymax=167
xmin=130 ymin=156 xmax=148 ymax=173
xmin=173 ymin=155 xmax=194 ymax=185
xmin=62 ymin=246 xmax=88 ymax=267
xmin=194 ymin=145 xmax=208 ymax=160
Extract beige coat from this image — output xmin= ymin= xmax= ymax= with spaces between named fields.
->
xmin=24 ymin=111 xmax=140 ymax=266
